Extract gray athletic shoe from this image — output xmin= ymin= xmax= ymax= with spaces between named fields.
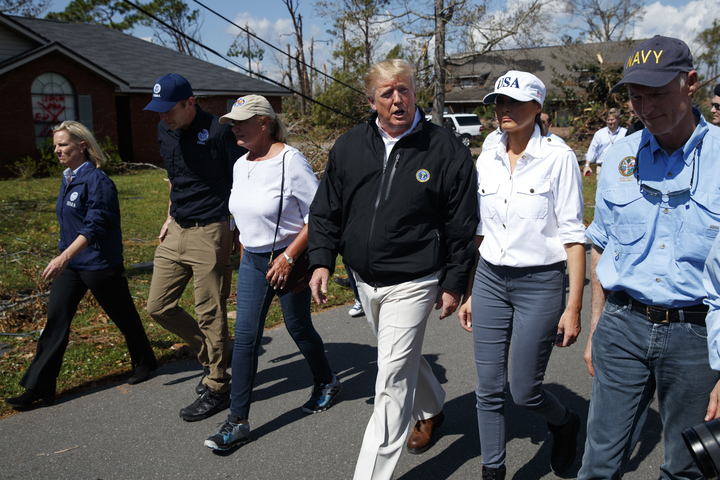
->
xmin=204 ymin=415 xmax=250 ymax=451
xmin=302 ymin=373 xmax=342 ymax=414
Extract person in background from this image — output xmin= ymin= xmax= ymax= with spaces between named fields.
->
xmin=580 ymin=35 xmax=720 ymax=480
xmin=626 ymin=100 xmax=645 ymax=135
xmin=143 ymin=73 xmax=245 ymax=422
xmin=458 ymin=71 xmax=586 ymax=479
xmin=308 ymin=59 xmax=478 ymax=480
xmin=583 ymin=108 xmax=627 ymax=178
xmin=5 ymin=121 xmax=157 ymax=409
xmin=204 ymin=95 xmax=340 ymax=451
xmin=540 ymin=111 xmax=567 ymax=144
xmin=711 ymin=83 xmax=720 ymax=126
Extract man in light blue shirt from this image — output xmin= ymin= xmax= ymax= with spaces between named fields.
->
xmin=580 ymin=36 xmax=720 ymax=480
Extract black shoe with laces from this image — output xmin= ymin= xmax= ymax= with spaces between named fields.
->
xmin=548 ymin=409 xmax=580 ymax=474
xmin=179 ymin=388 xmax=230 ymax=422
xmin=5 ymin=389 xmax=55 ymax=408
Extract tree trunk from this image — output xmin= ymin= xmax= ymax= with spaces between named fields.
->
xmin=432 ymin=0 xmax=447 ymax=125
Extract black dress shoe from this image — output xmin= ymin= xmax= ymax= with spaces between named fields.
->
xmin=179 ymin=388 xmax=230 ymax=422
xmin=548 ymin=409 xmax=580 ymax=474
xmin=5 ymin=389 xmax=55 ymax=408
xmin=127 ymin=365 xmax=152 ymax=385
xmin=196 ymin=366 xmax=211 ymax=396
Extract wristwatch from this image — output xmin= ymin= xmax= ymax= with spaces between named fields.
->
xmin=283 ymin=252 xmax=295 ymax=266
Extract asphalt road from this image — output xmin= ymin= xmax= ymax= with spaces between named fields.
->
xmin=0 ymin=248 xmax=666 ymax=479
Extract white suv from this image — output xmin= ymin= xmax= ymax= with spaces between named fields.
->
xmin=425 ymin=113 xmax=484 ymax=147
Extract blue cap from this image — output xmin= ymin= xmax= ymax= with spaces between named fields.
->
xmin=610 ymin=36 xmax=693 ymax=94
xmin=714 ymin=84 xmax=720 ymax=97
xmin=143 ymin=73 xmax=194 ymax=112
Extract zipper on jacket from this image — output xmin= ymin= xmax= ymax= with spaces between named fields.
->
xmin=384 ymin=153 xmax=401 ymax=201
xmin=365 ymin=157 xmax=390 ymax=276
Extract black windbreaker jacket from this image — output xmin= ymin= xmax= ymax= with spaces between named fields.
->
xmin=308 ymin=111 xmax=479 ymax=294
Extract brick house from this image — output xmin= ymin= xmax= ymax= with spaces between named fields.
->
xmin=0 ymin=13 xmax=290 ymax=177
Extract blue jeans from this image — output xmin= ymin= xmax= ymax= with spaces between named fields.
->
xmin=579 ymin=292 xmax=720 ymax=480
xmin=230 ymin=249 xmax=333 ymax=419
xmin=472 ymin=257 xmax=568 ymax=469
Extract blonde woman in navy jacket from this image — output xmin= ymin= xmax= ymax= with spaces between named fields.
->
xmin=5 ymin=121 xmax=156 ymax=409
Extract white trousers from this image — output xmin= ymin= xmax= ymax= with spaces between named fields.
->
xmin=352 ymin=271 xmax=446 ymax=480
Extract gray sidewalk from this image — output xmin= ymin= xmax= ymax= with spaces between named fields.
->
xmin=0 ymin=253 xmax=666 ymax=479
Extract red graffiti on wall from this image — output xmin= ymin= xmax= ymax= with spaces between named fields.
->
xmin=34 ymin=95 xmax=67 ymax=137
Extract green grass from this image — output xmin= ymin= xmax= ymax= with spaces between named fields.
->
xmin=0 ymin=169 xmax=355 ymax=418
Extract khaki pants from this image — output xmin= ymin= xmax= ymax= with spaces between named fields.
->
xmin=147 ymin=219 xmax=232 ymax=393
xmin=352 ymin=271 xmax=446 ymax=480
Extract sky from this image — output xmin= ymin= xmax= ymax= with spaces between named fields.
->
xmin=46 ymin=0 xmax=718 ymax=82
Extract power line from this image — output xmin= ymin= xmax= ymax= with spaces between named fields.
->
xmin=120 ymin=0 xmax=361 ymax=122
xmin=192 ymin=0 xmax=366 ymax=96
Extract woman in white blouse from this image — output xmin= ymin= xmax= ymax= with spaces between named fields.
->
xmin=458 ymin=71 xmax=586 ymax=479
xmin=204 ymin=95 xmax=340 ymax=452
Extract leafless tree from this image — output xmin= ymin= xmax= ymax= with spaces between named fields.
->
xmin=389 ymin=0 xmax=549 ymax=125
xmin=563 ymin=0 xmax=645 ymax=43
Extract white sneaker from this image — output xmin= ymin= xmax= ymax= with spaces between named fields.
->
xmin=348 ymin=300 xmax=364 ymax=317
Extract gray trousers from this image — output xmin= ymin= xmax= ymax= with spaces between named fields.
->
xmin=472 ymin=256 xmax=569 ymax=468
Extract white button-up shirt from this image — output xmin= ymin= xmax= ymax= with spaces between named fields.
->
xmin=477 ymin=125 xmax=586 ymax=268
xmin=585 ymin=125 xmax=627 ymax=165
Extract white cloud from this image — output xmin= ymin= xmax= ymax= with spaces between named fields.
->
xmin=633 ymin=0 xmax=720 ymax=51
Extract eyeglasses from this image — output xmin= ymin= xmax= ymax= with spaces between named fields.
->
xmin=635 ymin=138 xmax=703 ymax=200
xmin=712 ymin=103 xmax=720 ymax=110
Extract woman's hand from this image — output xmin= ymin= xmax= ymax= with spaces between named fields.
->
xmin=42 ymin=255 xmax=69 ymax=281
xmin=555 ymin=307 xmax=581 ymax=347
xmin=458 ymin=295 xmax=473 ymax=332
xmin=266 ymin=253 xmax=293 ymax=290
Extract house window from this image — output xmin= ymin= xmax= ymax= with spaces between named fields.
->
xmin=31 ymin=73 xmax=77 ymax=147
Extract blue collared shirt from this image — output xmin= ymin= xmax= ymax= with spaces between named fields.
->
xmin=703 ymin=234 xmax=720 ymax=369
xmin=586 ymin=113 xmax=720 ymax=308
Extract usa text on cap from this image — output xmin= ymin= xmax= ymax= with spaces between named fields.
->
xmin=482 ymin=70 xmax=546 ymax=107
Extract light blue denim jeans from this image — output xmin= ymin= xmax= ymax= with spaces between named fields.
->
xmin=579 ymin=292 xmax=720 ymax=480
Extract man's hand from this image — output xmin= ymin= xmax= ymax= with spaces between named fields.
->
xmin=310 ymin=268 xmax=330 ymax=305
xmin=583 ymin=165 xmax=593 ymax=176
xmin=158 ymin=216 xmax=172 ymax=243
xmin=706 ymin=380 xmax=720 ymax=421
xmin=458 ymin=295 xmax=472 ymax=332
xmin=435 ymin=289 xmax=461 ymax=319
xmin=584 ymin=339 xmax=595 ymax=377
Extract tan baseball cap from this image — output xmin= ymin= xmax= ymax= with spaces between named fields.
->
xmin=219 ymin=95 xmax=275 ymax=124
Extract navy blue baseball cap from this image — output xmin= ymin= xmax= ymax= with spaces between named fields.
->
xmin=714 ymin=84 xmax=720 ymax=96
xmin=143 ymin=73 xmax=194 ymax=112
xmin=610 ymin=36 xmax=693 ymax=94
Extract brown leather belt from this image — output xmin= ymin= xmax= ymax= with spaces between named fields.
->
xmin=612 ymin=291 xmax=707 ymax=326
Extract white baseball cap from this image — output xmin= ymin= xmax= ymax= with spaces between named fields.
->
xmin=482 ymin=70 xmax=545 ymax=107
xmin=219 ymin=95 xmax=275 ymax=124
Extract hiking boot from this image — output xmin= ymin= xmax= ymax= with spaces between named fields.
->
xmin=204 ymin=415 xmax=250 ymax=451
xmin=179 ymin=388 xmax=230 ymax=422
xmin=302 ymin=373 xmax=341 ymax=413
xmin=196 ymin=366 xmax=210 ymax=396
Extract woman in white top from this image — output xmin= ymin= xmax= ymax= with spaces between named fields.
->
xmin=204 ymin=95 xmax=340 ymax=451
xmin=457 ymin=71 xmax=586 ymax=479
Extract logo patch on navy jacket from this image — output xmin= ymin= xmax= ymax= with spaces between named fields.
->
xmin=416 ymin=169 xmax=430 ymax=183
xmin=198 ymin=129 xmax=209 ymax=143
xmin=70 ymin=192 xmax=79 ymax=201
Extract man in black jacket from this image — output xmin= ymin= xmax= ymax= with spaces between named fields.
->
xmin=308 ymin=59 xmax=478 ymax=480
